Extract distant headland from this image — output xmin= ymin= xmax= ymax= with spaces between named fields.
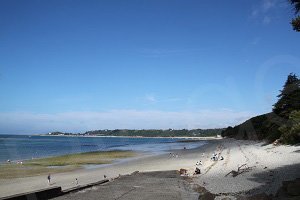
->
xmin=45 ymin=128 xmax=224 ymax=138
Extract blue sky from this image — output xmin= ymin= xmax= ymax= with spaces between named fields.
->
xmin=0 ymin=0 xmax=299 ymax=134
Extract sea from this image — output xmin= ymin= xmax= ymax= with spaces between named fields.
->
xmin=0 ymin=135 xmax=206 ymax=163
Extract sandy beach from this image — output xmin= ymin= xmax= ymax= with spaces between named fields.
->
xmin=0 ymin=138 xmax=299 ymax=198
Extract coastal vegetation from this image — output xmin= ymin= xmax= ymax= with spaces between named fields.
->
xmin=222 ymin=73 xmax=300 ymax=144
xmin=48 ymin=128 xmax=224 ymax=137
xmin=290 ymin=0 xmax=300 ymax=31
xmin=85 ymin=128 xmax=223 ymax=137
xmin=0 ymin=150 xmax=136 ymax=179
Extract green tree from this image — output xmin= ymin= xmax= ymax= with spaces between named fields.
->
xmin=279 ymin=110 xmax=300 ymax=144
xmin=273 ymin=73 xmax=300 ymax=118
xmin=289 ymin=0 xmax=300 ymax=31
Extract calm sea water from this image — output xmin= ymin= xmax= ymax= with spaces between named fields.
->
xmin=0 ymin=135 xmax=206 ymax=163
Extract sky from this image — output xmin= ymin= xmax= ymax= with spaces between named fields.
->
xmin=0 ymin=0 xmax=300 ymax=134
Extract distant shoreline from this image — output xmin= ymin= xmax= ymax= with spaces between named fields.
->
xmin=38 ymin=134 xmax=222 ymax=140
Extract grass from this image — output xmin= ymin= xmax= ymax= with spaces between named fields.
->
xmin=0 ymin=150 xmax=136 ymax=179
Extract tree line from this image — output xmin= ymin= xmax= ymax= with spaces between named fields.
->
xmin=48 ymin=128 xmax=224 ymax=137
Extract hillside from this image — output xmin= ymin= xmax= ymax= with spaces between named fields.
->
xmin=221 ymin=112 xmax=284 ymax=141
xmin=221 ymin=73 xmax=300 ymax=144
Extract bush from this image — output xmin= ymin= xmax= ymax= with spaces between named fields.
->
xmin=279 ymin=111 xmax=300 ymax=144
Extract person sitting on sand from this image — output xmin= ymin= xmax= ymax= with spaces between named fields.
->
xmin=194 ymin=167 xmax=201 ymax=175
xmin=211 ymin=153 xmax=218 ymax=161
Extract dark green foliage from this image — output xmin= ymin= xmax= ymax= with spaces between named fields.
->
xmin=221 ymin=113 xmax=285 ymax=142
xmin=273 ymin=73 xmax=300 ymax=118
xmin=49 ymin=129 xmax=224 ymax=137
xmin=290 ymin=0 xmax=300 ymax=14
xmin=292 ymin=16 xmax=300 ymax=31
xmin=289 ymin=0 xmax=300 ymax=31
xmin=279 ymin=110 xmax=300 ymax=144
xmin=84 ymin=128 xmax=224 ymax=137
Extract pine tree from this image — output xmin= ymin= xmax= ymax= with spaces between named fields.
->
xmin=289 ymin=0 xmax=300 ymax=31
xmin=273 ymin=73 xmax=300 ymax=118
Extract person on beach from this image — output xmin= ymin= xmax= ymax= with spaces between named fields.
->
xmin=47 ymin=174 xmax=51 ymax=185
xmin=194 ymin=167 xmax=201 ymax=175
xmin=75 ymin=178 xmax=78 ymax=185
xmin=211 ymin=153 xmax=218 ymax=161
xmin=196 ymin=161 xmax=202 ymax=166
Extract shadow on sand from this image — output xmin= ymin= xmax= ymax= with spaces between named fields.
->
xmin=244 ymin=162 xmax=300 ymax=199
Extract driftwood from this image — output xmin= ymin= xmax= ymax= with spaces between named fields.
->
xmin=225 ymin=164 xmax=253 ymax=177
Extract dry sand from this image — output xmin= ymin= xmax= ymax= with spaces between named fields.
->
xmin=0 ymin=138 xmax=299 ymax=198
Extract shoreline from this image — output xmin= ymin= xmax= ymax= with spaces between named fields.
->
xmin=0 ymin=135 xmax=210 ymax=164
xmin=36 ymin=134 xmax=221 ymax=140
xmin=0 ymin=138 xmax=299 ymax=198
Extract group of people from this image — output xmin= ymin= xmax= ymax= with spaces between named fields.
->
xmin=6 ymin=159 xmax=23 ymax=164
xmin=194 ymin=160 xmax=203 ymax=175
xmin=169 ymin=153 xmax=179 ymax=158
xmin=194 ymin=148 xmax=225 ymax=175
xmin=211 ymin=152 xmax=224 ymax=161
xmin=196 ymin=160 xmax=202 ymax=166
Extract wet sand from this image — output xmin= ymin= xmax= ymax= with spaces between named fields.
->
xmin=0 ymin=138 xmax=299 ymax=198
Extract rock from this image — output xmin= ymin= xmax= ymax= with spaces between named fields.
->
xmin=198 ymin=191 xmax=216 ymax=200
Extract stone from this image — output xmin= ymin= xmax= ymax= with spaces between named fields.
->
xmin=198 ymin=191 xmax=216 ymax=200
